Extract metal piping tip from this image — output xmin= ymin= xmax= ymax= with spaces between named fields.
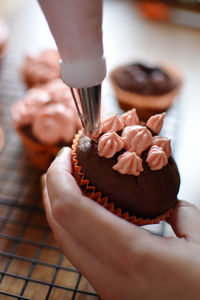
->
xmin=70 ymin=85 xmax=102 ymax=139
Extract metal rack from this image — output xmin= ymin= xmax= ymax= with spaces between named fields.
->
xmin=0 ymin=57 xmax=182 ymax=299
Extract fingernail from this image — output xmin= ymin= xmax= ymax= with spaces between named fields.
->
xmin=56 ymin=147 xmax=65 ymax=157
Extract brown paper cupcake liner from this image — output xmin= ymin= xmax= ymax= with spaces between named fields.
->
xmin=16 ymin=126 xmax=60 ymax=171
xmin=110 ymin=63 xmax=182 ymax=121
xmin=72 ymin=131 xmax=174 ymax=226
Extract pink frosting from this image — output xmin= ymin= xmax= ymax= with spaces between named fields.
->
xmin=23 ymin=50 xmax=60 ymax=85
xmin=101 ymin=114 xmax=124 ymax=134
xmin=37 ymin=49 xmax=60 ymax=68
xmin=96 ymin=111 xmax=171 ymax=175
xmin=11 ymin=88 xmax=50 ymax=126
xmin=44 ymin=79 xmax=81 ymax=128
xmin=44 ymin=79 xmax=73 ymax=106
xmin=32 ymin=103 xmax=76 ymax=145
xmin=98 ymin=132 xmax=124 ymax=158
xmin=146 ymin=113 xmax=166 ymax=134
xmin=11 ymin=80 xmax=81 ymax=144
xmin=113 ymin=151 xmax=143 ymax=176
xmin=122 ymin=125 xmax=153 ymax=155
xmin=146 ymin=145 xmax=168 ymax=170
xmin=152 ymin=136 xmax=171 ymax=158
xmin=120 ymin=109 xmax=139 ymax=127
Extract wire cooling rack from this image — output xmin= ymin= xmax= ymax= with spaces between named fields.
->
xmin=0 ymin=57 xmax=182 ymax=299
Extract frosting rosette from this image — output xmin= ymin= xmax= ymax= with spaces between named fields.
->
xmin=146 ymin=145 xmax=168 ymax=170
xmin=120 ymin=108 xmax=139 ymax=127
xmin=113 ymin=151 xmax=143 ymax=176
xmin=122 ymin=125 xmax=152 ymax=155
xmin=22 ymin=49 xmax=60 ymax=88
xmin=11 ymin=88 xmax=50 ymax=126
xmin=101 ymin=113 xmax=124 ymax=133
xmin=152 ymin=136 xmax=171 ymax=157
xmin=98 ymin=132 xmax=124 ymax=158
xmin=146 ymin=113 xmax=166 ymax=134
xmin=32 ymin=103 xmax=76 ymax=145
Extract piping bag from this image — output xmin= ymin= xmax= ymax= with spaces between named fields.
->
xmin=38 ymin=0 xmax=106 ymax=138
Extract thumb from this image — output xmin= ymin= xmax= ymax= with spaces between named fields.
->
xmin=46 ymin=147 xmax=82 ymax=205
xmin=167 ymin=200 xmax=200 ymax=243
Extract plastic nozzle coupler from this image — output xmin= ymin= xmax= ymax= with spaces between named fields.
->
xmin=38 ymin=0 xmax=106 ymax=138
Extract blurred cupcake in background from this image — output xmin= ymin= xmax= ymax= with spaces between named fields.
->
xmin=21 ymin=49 xmax=60 ymax=88
xmin=11 ymin=79 xmax=81 ymax=171
xmin=110 ymin=62 xmax=182 ymax=121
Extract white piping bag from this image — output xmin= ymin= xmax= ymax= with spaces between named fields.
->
xmin=38 ymin=0 xmax=106 ymax=137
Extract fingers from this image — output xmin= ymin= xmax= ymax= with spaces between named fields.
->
xmin=167 ymin=200 xmax=200 ymax=243
xmin=42 ymin=177 xmax=105 ymax=281
xmin=47 ymin=147 xmax=82 ymax=205
xmin=46 ymin=147 xmax=153 ymax=266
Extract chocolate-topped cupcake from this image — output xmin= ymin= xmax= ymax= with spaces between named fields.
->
xmin=72 ymin=109 xmax=180 ymax=225
xmin=110 ymin=62 xmax=182 ymax=121
xmin=11 ymin=79 xmax=81 ymax=171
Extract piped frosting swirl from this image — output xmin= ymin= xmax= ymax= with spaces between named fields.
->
xmin=146 ymin=113 xmax=166 ymax=134
xmin=120 ymin=108 xmax=139 ymax=127
xmin=122 ymin=125 xmax=152 ymax=155
xmin=113 ymin=151 xmax=143 ymax=176
xmin=152 ymin=136 xmax=171 ymax=158
xmin=146 ymin=145 xmax=168 ymax=170
xmin=98 ymin=132 xmax=124 ymax=158
xmin=101 ymin=113 xmax=124 ymax=133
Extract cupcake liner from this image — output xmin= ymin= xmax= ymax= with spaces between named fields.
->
xmin=16 ymin=126 xmax=60 ymax=171
xmin=110 ymin=64 xmax=182 ymax=121
xmin=72 ymin=131 xmax=174 ymax=226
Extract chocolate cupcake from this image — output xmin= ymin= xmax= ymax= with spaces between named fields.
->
xmin=72 ymin=109 xmax=180 ymax=225
xmin=21 ymin=49 xmax=60 ymax=88
xmin=110 ymin=62 xmax=182 ymax=121
xmin=11 ymin=79 xmax=81 ymax=171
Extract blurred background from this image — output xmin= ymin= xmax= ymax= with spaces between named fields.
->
xmin=0 ymin=0 xmax=200 ymax=299
xmin=1 ymin=0 xmax=198 ymax=205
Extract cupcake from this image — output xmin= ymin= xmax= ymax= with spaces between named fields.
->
xmin=72 ymin=109 xmax=180 ymax=225
xmin=11 ymin=79 xmax=81 ymax=171
xmin=21 ymin=49 xmax=60 ymax=88
xmin=110 ymin=62 xmax=182 ymax=121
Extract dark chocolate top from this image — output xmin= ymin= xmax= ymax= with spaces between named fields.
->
xmin=112 ymin=63 xmax=178 ymax=95
xmin=75 ymin=134 xmax=180 ymax=219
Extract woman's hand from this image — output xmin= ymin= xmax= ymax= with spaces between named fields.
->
xmin=43 ymin=147 xmax=200 ymax=300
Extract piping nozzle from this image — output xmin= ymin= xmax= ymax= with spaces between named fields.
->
xmin=70 ymin=84 xmax=102 ymax=139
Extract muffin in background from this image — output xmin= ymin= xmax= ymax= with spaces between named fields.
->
xmin=11 ymin=79 xmax=81 ymax=171
xmin=72 ymin=109 xmax=180 ymax=225
xmin=21 ymin=49 xmax=60 ymax=88
xmin=110 ymin=62 xmax=182 ymax=121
